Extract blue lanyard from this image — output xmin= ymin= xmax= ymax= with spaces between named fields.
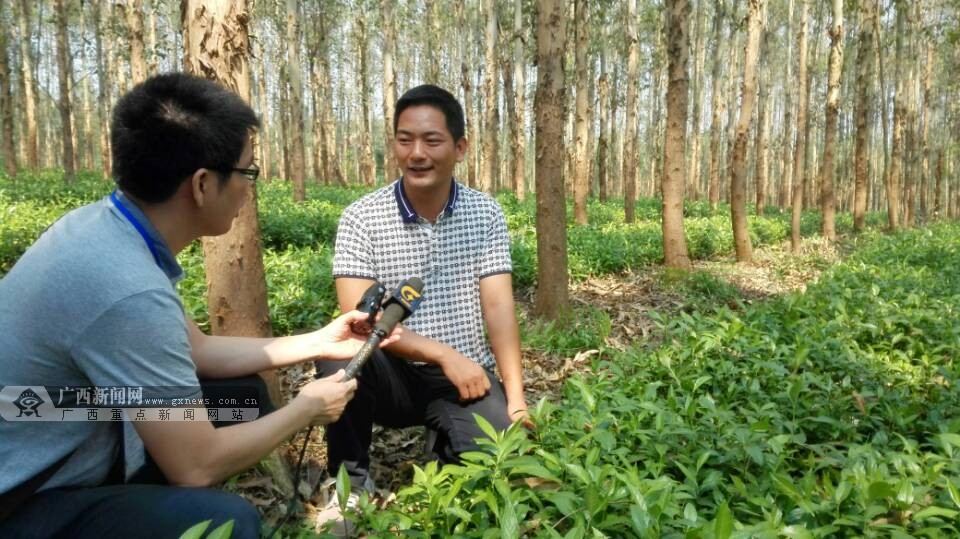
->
xmin=110 ymin=191 xmax=163 ymax=268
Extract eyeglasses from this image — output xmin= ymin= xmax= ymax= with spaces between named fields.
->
xmin=226 ymin=163 xmax=260 ymax=182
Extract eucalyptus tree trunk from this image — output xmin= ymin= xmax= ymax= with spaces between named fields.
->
xmin=730 ymin=0 xmax=764 ymax=263
xmin=779 ymin=0 xmax=795 ymax=208
xmin=256 ymin=39 xmax=272 ymax=180
xmin=622 ymin=0 xmax=640 ymax=223
xmin=919 ymin=43 xmax=932 ymax=221
xmin=381 ymin=0 xmax=398 ymax=181
xmin=874 ymin=4 xmax=890 ymax=220
xmin=687 ymin=0 xmax=706 ymax=200
xmin=511 ymin=0 xmax=526 ymax=200
xmin=457 ymin=2 xmax=476 ymax=188
xmin=819 ymin=0 xmax=843 ymax=242
xmin=597 ymin=63 xmax=610 ymax=203
xmin=934 ymin=149 xmax=943 ymax=218
xmin=93 ymin=0 xmax=111 ymax=176
xmin=754 ymin=17 xmax=771 ymax=216
xmin=78 ymin=1 xmax=94 ymax=170
xmin=55 ymin=0 xmax=76 ymax=184
xmin=662 ymin=0 xmax=693 ymax=270
xmin=17 ymin=0 xmax=38 ymax=168
xmin=534 ymin=0 xmax=569 ymax=320
xmin=790 ymin=0 xmax=809 ymax=253
xmin=572 ymin=0 xmax=590 ymax=225
xmin=852 ymin=0 xmax=876 ymax=232
xmin=286 ymin=0 xmax=307 ymax=198
xmin=707 ymin=1 xmax=726 ymax=212
xmin=182 ymin=0 xmax=277 ymax=400
xmin=145 ymin=0 xmax=158 ymax=75
xmin=356 ymin=12 xmax=376 ymax=186
xmin=902 ymin=2 xmax=919 ymax=228
xmin=0 ymin=0 xmax=16 ymax=177
xmin=480 ymin=0 xmax=499 ymax=194
xmin=127 ymin=0 xmax=147 ymax=84
xmin=887 ymin=0 xmax=906 ymax=231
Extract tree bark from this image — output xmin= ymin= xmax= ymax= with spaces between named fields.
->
xmin=355 ymin=11 xmax=375 ymax=186
xmin=480 ymin=0 xmax=499 ymax=194
xmin=127 ymin=0 xmax=147 ymax=84
xmin=819 ymin=0 xmax=843 ymax=242
xmin=511 ymin=0 xmax=526 ymax=200
xmin=0 ymin=0 xmax=16 ymax=177
xmin=94 ymin=0 xmax=112 ymax=176
xmin=662 ymin=0 xmax=693 ymax=270
xmin=572 ymin=0 xmax=590 ymax=225
xmin=17 ymin=0 xmax=39 ymax=168
xmin=597 ymin=63 xmax=610 ymax=203
xmin=754 ymin=16 xmax=771 ymax=216
xmin=707 ymin=1 xmax=726 ymax=212
xmin=182 ymin=0 xmax=277 ymax=401
xmin=55 ymin=0 xmax=76 ymax=184
xmin=934 ymin=148 xmax=943 ymax=218
xmin=534 ymin=0 xmax=569 ymax=319
xmin=381 ymin=0 xmax=398 ymax=181
xmin=887 ymin=0 xmax=906 ymax=231
xmin=852 ymin=0 xmax=875 ymax=232
xmin=78 ymin=1 xmax=94 ymax=171
xmin=919 ymin=43 xmax=932 ymax=221
xmin=622 ymin=0 xmax=640 ymax=223
xmin=256 ymin=39 xmax=272 ymax=181
xmin=779 ymin=0 xmax=795 ymax=208
xmin=730 ymin=0 xmax=764 ymax=263
xmin=686 ymin=0 xmax=706 ymax=200
xmin=790 ymin=0 xmax=809 ymax=252
xmin=286 ymin=0 xmax=307 ymax=198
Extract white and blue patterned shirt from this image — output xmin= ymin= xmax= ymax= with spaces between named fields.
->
xmin=332 ymin=179 xmax=512 ymax=371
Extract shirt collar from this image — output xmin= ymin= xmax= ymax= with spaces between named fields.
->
xmin=394 ymin=178 xmax=459 ymax=224
xmin=109 ymin=190 xmax=184 ymax=283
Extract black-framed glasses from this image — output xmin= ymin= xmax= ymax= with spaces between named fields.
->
xmin=227 ymin=162 xmax=260 ymax=182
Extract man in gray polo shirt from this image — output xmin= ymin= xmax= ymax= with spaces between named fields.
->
xmin=0 ymin=74 xmax=385 ymax=538
xmin=317 ymin=85 xmax=529 ymax=528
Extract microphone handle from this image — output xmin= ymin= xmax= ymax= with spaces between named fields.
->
xmin=341 ymin=330 xmax=385 ymax=381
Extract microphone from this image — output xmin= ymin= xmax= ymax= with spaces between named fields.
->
xmin=340 ymin=277 xmax=424 ymax=381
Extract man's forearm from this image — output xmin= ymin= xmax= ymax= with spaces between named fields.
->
xmin=383 ymin=326 xmax=453 ymax=366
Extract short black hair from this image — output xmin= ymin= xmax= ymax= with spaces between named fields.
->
xmin=111 ymin=73 xmax=259 ymax=204
xmin=394 ymin=85 xmax=465 ymax=141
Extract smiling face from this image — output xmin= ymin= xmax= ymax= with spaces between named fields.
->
xmin=393 ymin=105 xmax=466 ymax=192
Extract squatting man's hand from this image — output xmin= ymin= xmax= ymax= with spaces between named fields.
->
xmin=440 ymin=350 xmax=491 ymax=402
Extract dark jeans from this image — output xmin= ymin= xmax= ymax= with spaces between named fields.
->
xmin=315 ymin=350 xmax=511 ymax=491
xmin=0 ymin=375 xmax=275 ymax=539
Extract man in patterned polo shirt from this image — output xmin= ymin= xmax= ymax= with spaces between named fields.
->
xmin=318 ymin=85 xmax=528 ymax=511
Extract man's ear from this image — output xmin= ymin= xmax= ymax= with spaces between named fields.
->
xmin=189 ymin=168 xmax=214 ymax=208
xmin=455 ymin=137 xmax=467 ymax=163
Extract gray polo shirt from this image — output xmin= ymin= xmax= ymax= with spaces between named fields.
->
xmin=0 ymin=192 xmax=198 ymax=494
xmin=332 ymin=179 xmax=513 ymax=371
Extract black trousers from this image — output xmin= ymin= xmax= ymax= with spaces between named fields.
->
xmin=0 ymin=375 xmax=275 ymax=538
xmin=315 ymin=350 xmax=511 ymax=491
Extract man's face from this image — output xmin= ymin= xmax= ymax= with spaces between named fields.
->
xmin=394 ymin=105 xmax=466 ymax=191
xmin=207 ymin=136 xmax=254 ymax=236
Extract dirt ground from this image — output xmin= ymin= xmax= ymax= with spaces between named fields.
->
xmin=237 ymin=237 xmax=843 ymax=532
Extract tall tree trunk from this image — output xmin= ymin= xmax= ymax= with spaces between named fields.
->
xmin=753 ymin=16 xmax=771 ymax=216
xmin=819 ymin=0 xmax=843 ymax=241
xmin=707 ymin=1 xmax=726 ymax=212
xmin=93 ymin=0 xmax=111 ymax=176
xmin=381 ymin=0 xmax=398 ymax=182
xmin=534 ymin=0 xmax=569 ymax=319
xmin=779 ymin=0 xmax=795 ymax=208
xmin=480 ymin=0 xmax=499 ymax=194
xmin=934 ymin=148 xmax=943 ymax=218
xmin=662 ymin=0 xmax=693 ymax=270
xmin=874 ymin=4 xmax=890 ymax=221
xmin=597 ymin=63 xmax=610 ymax=203
xmin=887 ymin=0 xmax=906 ymax=231
xmin=572 ymin=0 xmax=590 ymax=225
xmin=902 ymin=2 xmax=919 ymax=228
xmin=256 ymin=39 xmax=272 ymax=181
xmin=919 ymin=42 xmax=932 ymax=221
xmin=286 ymin=0 xmax=307 ymax=198
xmin=511 ymin=0 xmax=526 ymax=200
xmin=730 ymin=0 xmax=764 ymax=263
xmin=790 ymin=0 xmax=809 ymax=252
xmin=127 ymin=0 xmax=147 ymax=84
xmin=55 ymin=0 xmax=76 ymax=184
xmin=0 ymin=0 xmax=16 ymax=177
xmin=622 ymin=0 xmax=640 ymax=223
xmin=145 ymin=0 xmax=158 ymax=75
xmin=852 ymin=0 xmax=875 ymax=232
xmin=182 ymin=0 xmax=277 ymax=398
xmin=78 ymin=1 xmax=94 ymax=171
xmin=687 ymin=0 xmax=706 ymax=200
xmin=17 ymin=0 xmax=38 ymax=168
xmin=355 ymin=12 xmax=375 ymax=186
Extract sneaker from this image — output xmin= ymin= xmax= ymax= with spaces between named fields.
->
xmin=314 ymin=477 xmax=375 ymax=537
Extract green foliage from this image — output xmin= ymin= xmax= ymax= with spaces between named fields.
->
xmin=178 ymin=519 xmax=234 ymax=539
xmin=343 ymin=223 xmax=960 ymax=537
xmin=521 ymin=304 xmax=612 ymax=357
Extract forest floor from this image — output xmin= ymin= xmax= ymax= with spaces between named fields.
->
xmin=240 ymin=235 xmax=846 ymax=534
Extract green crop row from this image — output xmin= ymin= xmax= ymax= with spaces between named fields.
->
xmin=346 ymin=223 xmax=960 ymax=538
